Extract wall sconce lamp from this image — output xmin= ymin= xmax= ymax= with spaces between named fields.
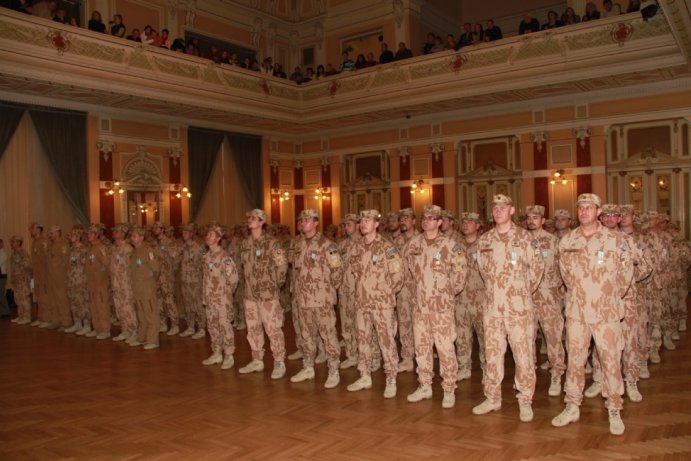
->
xmin=106 ymin=180 xmax=125 ymax=196
xmin=410 ymin=179 xmax=426 ymax=194
xmin=174 ymin=184 xmax=191 ymax=199
xmin=272 ymin=188 xmax=291 ymax=202
xmin=550 ymin=169 xmax=567 ymax=185
xmin=314 ymin=187 xmax=330 ymax=200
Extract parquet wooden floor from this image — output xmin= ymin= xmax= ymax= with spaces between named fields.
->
xmin=1 ymin=304 xmax=690 ymax=461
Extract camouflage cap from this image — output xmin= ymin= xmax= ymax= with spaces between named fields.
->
xmin=359 ymin=209 xmax=381 ymax=221
xmin=151 ymin=221 xmax=164 ymax=229
xmin=67 ymin=228 xmax=83 ymax=239
xmin=128 ymin=226 xmax=145 ymax=236
xmin=619 ymin=204 xmax=635 ymax=214
xmin=386 ymin=211 xmax=399 ymax=220
xmin=398 ymin=208 xmax=415 ymax=219
xmin=544 ymin=218 xmax=555 ymax=229
xmin=246 ymin=209 xmax=268 ymax=222
xmin=28 ymin=221 xmax=41 ymax=230
xmin=422 ymin=204 xmax=442 ymax=218
xmin=112 ymin=223 xmax=129 ymax=234
xmin=658 ymin=213 xmax=670 ymax=222
xmin=600 ymin=204 xmax=620 ymax=215
xmin=10 ymin=235 xmax=24 ymax=243
xmin=207 ymin=225 xmax=224 ymax=237
xmin=343 ymin=213 xmax=359 ymax=223
xmin=492 ymin=194 xmax=513 ymax=206
xmin=576 ymin=193 xmax=601 ymax=207
xmin=49 ymin=225 xmax=61 ymax=233
xmin=441 ymin=209 xmax=456 ymax=221
xmin=87 ymin=223 xmax=102 ymax=234
xmin=647 ymin=210 xmax=658 ymax=219
xmin=300 ymin=208 xmax=319 ymax=220
xmin=460 ymin=212 xmax=481 ymax=223
xmin=525 ymin=205 xmax=545 ymax=217
xmin=180 ymin=222 xmax=197 ymax=232
xmin=554 ymin=209 xmax=571 ymax=219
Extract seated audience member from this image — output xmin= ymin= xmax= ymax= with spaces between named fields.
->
xmin=241 ymin=56 xmax=252 ymax=68
xmin=471 ymin=23 xmax=484 ymax=44
xmin=561 ymin=7 xmax=581 ymax=25
xmin=354 ymin=54 xmax=367 ymax=69
xmin=88 ymin=11 xmax=106 ymax=33
xmin=582 ymin=2 xmax=601 ymax=21
xmin=602 ymin=0 xmax=622 ymax=17
xmin=422 ymin=32 xmax=436 ymax=55
xmin=484 ymin=20 xmax=503 ymax=42
xmin=68 ymin=17 xmax=79 ymax=27
xmin=126 ymin=28 xmax=142 ymax=42
xmin=187 ymin=42 xmax=200 ymax=56
xmin=220 ymin=50 xmax=231 ymax=64
xmin=141 ymin=25 xmax=154 ymax=45
xmin=110 ymin=14 xmax=126 ymax=38
xmin=340 ymin=52 xmax=355 ymax=72
xmin=379 ymin=42 xmax=395 ymax=63
xmin=273 ymin=63 xmax=287 ymax=78
xmin=315 ymin=64 xmax=326 ymax=78
xmin=159 ymin=29 xmax=171 ymax=49
xmin=626 ymin=0 xmax=641 ymax=12
xmin=53 ymin=8 xmax=67 ymax=24
xmin=324 ymin=63 xmax=339 ymax=76
xmin=11 ymin=0 xmax=33 ymax=15
xmin=32 ymin=0 xmax=56 ymax=19
xmin=430 ymin=35 xmax=444 ymax=53
xmin=170 ymin=38 xmax=186 ymax=52
xmin=457 ymin=22 xmax=473 ymax=48
xmin=542 ymin=10 xmax=563 ymax=29
xmin=148 ymin=29 xmax=163 ymax=47
xmin=519 ymin=13 xmax=540 ymax=34
xmin=394 ymin=42 xmax=413 ymax=60
xmin=229 ymin=53 xmax=239 ymax=65
xmin=303 ymin=67 xmax=314 ymax=83
xmin=445 ymin=34 xmax=456 ymax=50
xmin=640 ymin=0 xmax=659 ymax=20
xmin=205 ymin=45 xmax=220 ymax=62
xmin=261 ymin=57 xmax=274 ymax=74
xmin=365 ymin=52 xmax=378 ymax=66
xmin=289 ymin=66 xmax=304 ymax=84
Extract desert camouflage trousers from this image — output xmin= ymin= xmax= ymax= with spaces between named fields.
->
xmin=396 ymin=287 xmax=415 ymax=362
xmin=356 ymin=306 xmax=398 ymax=379
xmin=297 ymin=302 xmax=340 ymax=371
xmin=413 ymin=307 xmax=457 ymax=392
xmin=646 ymin=284 xmax=673 ymax=355
xmin=112 ymin=282 xmax=137 ymax=334
xmin=564 ymin=318 xmax=624 ymax=410
xmin=245 ymin=298 xmax=286 ymax=361
xmin=157 ymin=274 xmax=178 ymax=327
xmin=205 ymin=300 xmax=235 ymax=355
xmin=533 ymin=287 xmax=566 ymax=378
xmin=67 ymin=280 xmax=89 ymax=323
xmin=182 ymin=282 xmax=206 ymax=330
xmin=455 ymin=296 xmax=485 ymax=375
xmin=483 ymin=314 xmax=536 ymax=405
xmin=672 ymin=277 xmax=688 ymax=325
xmin=13 ymin=285 xmax=32 ymax=322
xmin=338 ymin=284 xmax=358 ymax=361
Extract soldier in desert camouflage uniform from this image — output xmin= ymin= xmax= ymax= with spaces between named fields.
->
xmin=440 ymin=210 xmax=462 ymax=242
xmin=455 ymin=212 xmax=486 ymax=382
xmin=290 ymin=209 xmax=344 ymax=389
xmin=8 ymin=236 xmax=32 ymax=325
xmin=394 ymin=208 xmax=419 ymax=373
xmin=179 ymin=223 xmax=206 ymax=340
xmin=110 ymin=224 xmax=138 ymax=342
xmin=29 ymin=222 xmax=49 ymax=327
xmin=85 ymin=225 xmax=112 ymax=340
xmin=151 ymin=222 xmax=181 ymax=336
xmin=337 ymin=213 xmax=361 ymax=370
xmin=202 ymin=225 xmax=239 ymax=370
xmin=553 ymin=209 xmax=572 ymax=239
xmin=472 ymin=195 xmax=544 ymax=422
xmin=65 ymin=229 xmax=90 ymax=335
xmin=347 ymin=210 xmax=404 ymax=398
xmin=128 ymin=226 xmax=161 ymax=349
xmin=382 ymin=211 xmax=401 ymax=242
xmin=238 ymin=209 xmax=289 ymax=380
xmin=405 ymin=204 xmax=466 ymax=409
xmin=552 ymin=194 xmax=633 ymax=436
xmin=47 ymin=225 xmax=72 ymax=329
xmin=524 ymin=205 xmax=566 ymax=397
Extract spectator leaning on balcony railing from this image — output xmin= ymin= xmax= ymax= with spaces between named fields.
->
xmin=171 ymin=38 xmax=185 ymax=52
xmin=315 ymin=64 xmax=326 ymax=79
xmin=561 ymin=7 xmax=581 ymax=25
xmin=52 ymin=8 xmax=66 ymax=24
xmin=394 ymin=42 xmax=413 ymax=60
xmin=519 ymin=12 xmax=540 ymax=35
xmin=422 ymin=32 xmax=436 ymax=54
xmin=303 ymin=67 xmax=314 ymax=83
xmin=354 ymin=54 xmax=367 ymax=69
xmin=365 ymin=52 xmax=377 ymax=66
xmin=582 ymin=2 xmax=601 ymax=21
xmin=289 ymin=66 xmax=304 ymax=84
xmin=126 ymin=28 xmax=141 ymax=42
xmin=379 ymin=42 xmax=395 ymax=63
xmin=602 ymin=0 xmax=622 ymax=17
xmin=542 ymin=10 xmax=564 ymax=30
xmin=340 ymin=51 xmax=355 ymax=72
xmin=430 ymin=35 xmax=444 ymax=53
xmin=484 ymin=20 xmax=503 ymax=42
xmin=444 ymin=34 xmax=456 ymax=50
xmin=159 ymin=29 xmax=171 ymax=49
xmin=273 ymin=63 xmax=287 ymax=79
xmin=109 ymin=14 xmax=125 ymax=38
xmin=88 ymin=11 xmax=106 ymax=33
xmin=324 ymin=63 xmax=339 ymax=76
xmin=471 ymin=24 xmax=484 ymax=45
xmin=457 ymin=22 xmax=473 ymax=48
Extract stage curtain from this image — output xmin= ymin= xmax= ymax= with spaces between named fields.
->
xmin=227 ymin=134 xmax=263 ymax=209
xmin=0 ymin=102 xmax=25 ymax=161
xmin=187 ymin=127 xmax=225 ymax=221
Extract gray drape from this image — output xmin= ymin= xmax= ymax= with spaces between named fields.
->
xmin=187 ymin=127 xmax=225 ymax=221
xmin=0 ymin=102 xmax=26 ymax=162
xmin=228 ymin=134 xmax=263 ymax=209
xmin=29 ymin=108 xmax=89 ymax=225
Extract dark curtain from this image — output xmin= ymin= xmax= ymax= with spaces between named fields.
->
xmin=0 ymin=102 xmax=26 ymax=162
xmin=228 ymin=134 xmax=263 ymax=209
xmin=188 ymin=127 xmax=225 ymax=220
xmin=28 ymin=107 xmax=89 ymax=225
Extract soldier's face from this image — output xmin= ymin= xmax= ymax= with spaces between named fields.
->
xmin=344 ymin=221 xmax=357 ymax=235
xmin=49 ymin=230 xmax=60 ymax=241
xmin=492 ymin=205 xmax=514 ymax=225
xmin=399 ymin=216 xmax=413 ymax=232
xmin=87 ymin=231 xmax=98 ymax=243
xmin=29 ymin=225 xmax=40 ymax=238
xmin=247 ymin=215 xmax=262 ymax=230
xmin=359 ymin=218 xmax=378 ymax=236
xmin=130 ymin=233 xmax=143 ymax=245
xmin=205 ymin=230 xmax=221 ymax=247
xmin=301 ymin=218 xmax=318 ymax=236
xmin=600 ymin=213 xmax=620 ymax=229
xmin=182 ymin=230 xmax=192 ymax=241
xmin=620 ymin=212 xmax=634 ymax=227
xmin=421 ymin=214 xmax=441 ymax=232
xmin=461 ymin=220 xmax=479 ymax=236
xmin=525 ymin=214 xmax=544 ymax=230
xmin=440 ymin=217 xmax=453 ymax=232
xmin=577 ymin=203 xmax=601 ymax=225
xmin=387 ymin=218 xmax=399 ymax=231
xmin=555 ymin=216 xmax=570 ymax=230
xmin=152 ymin=227 xmax=162 ymax=236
